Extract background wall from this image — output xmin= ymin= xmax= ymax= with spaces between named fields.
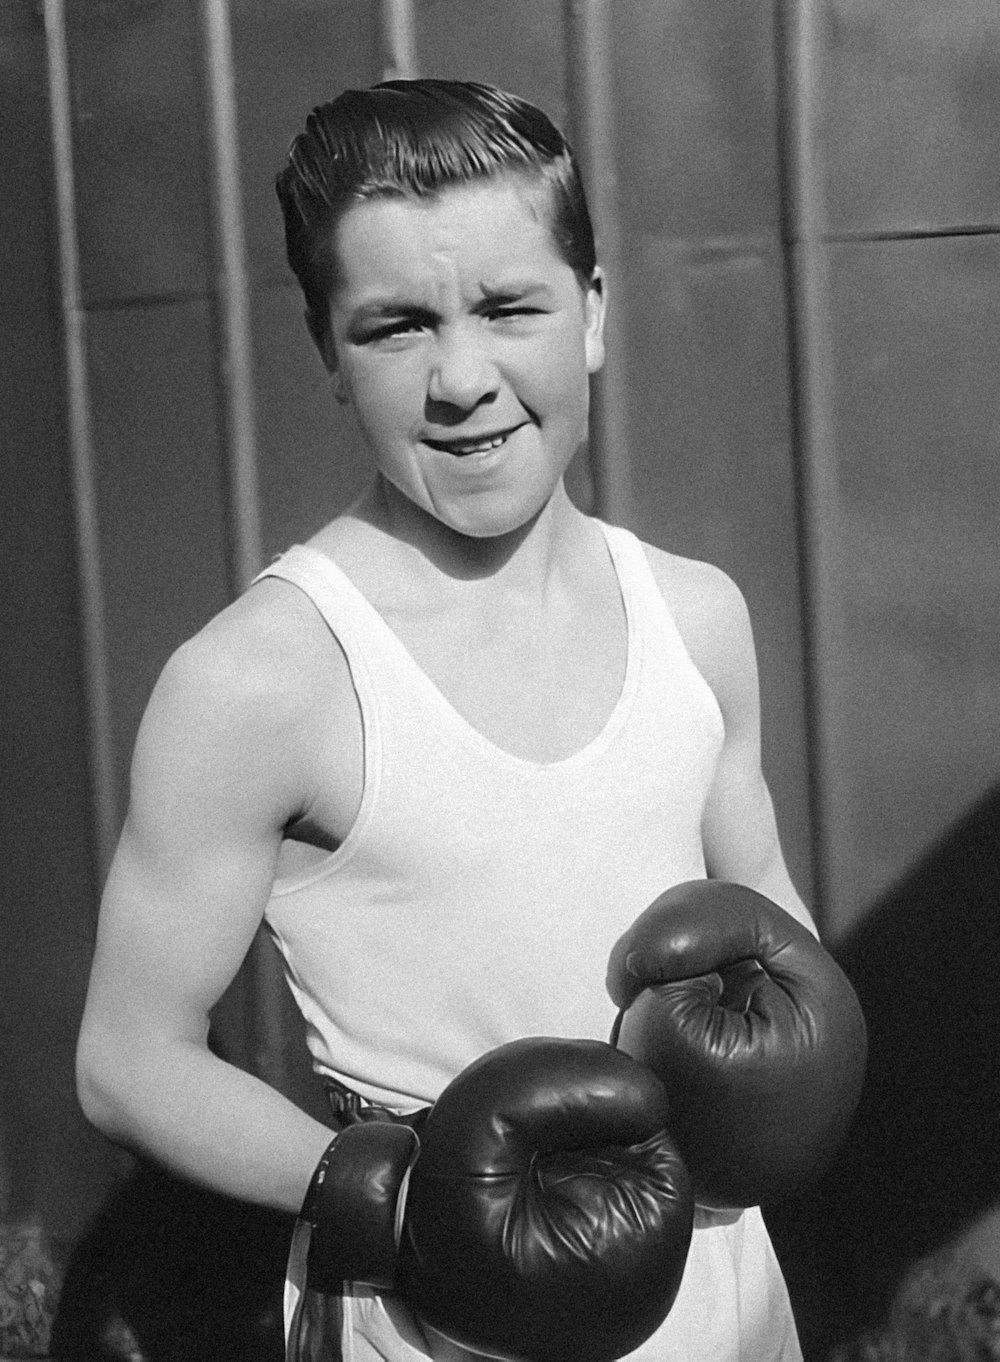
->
xmin=1 ymin=0 xmax=998 ymax=1357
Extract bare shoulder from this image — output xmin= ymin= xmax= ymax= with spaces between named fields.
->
xmin=133 ymin=575 xmax=357 ymax=835
xmin=158 ymin=578 xmax=340 ymax=735
xmin=639 ymin=541 xmax=755 ymax=696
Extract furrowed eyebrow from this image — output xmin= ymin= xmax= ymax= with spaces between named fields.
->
xmin=477 ymin=281 xmax=553 ymax=304
xmin=352 ymin=301 xmax=438 ymax=322
xmin=345 ymin=281 xmax=554 ymax=332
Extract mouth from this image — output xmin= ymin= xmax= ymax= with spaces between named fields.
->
xmin=422 ymin=423 xmax=526 ymax=457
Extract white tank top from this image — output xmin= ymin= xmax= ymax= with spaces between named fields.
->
xmin=257 ymin=520 xmax=724 ymax=1111
xmin=261 ymin=520 xmax=803 ymax=1361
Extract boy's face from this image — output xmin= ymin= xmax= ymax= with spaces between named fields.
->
xmin=324 ymin=177 xmax=606 ymax=539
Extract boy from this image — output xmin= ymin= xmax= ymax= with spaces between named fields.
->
xmin=77 ymin=80 xmax=812 ymax=1358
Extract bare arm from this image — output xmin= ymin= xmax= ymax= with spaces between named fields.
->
xmin=647 ymin=548 xmax=818 ymax=937
xmin=77 ymin=595 xmax=348 ymax=1211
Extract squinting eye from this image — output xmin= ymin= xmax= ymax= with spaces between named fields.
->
xmin=487 ymin=307 xmax=543 ymax=322
xmin=367 ymin=322 xmax=421 ymax=342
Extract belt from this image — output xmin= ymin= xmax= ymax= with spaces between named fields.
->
xmin=322 ymin=1076 xmax=429 ymax=1135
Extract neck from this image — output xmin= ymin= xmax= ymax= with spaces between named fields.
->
xmin=353 ymin=475 xmax=589 ymax=593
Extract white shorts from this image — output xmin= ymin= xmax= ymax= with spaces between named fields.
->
xmin=287 ymin=1207 xmax=802 ymax=1362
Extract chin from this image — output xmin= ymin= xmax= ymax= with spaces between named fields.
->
xmin=384 ymin=463 xmax=569 ymax=544
xmin=439 ymin=477 xmax=570 ymax=543
xmin=442 ymin=500 xmax=547 ymax=542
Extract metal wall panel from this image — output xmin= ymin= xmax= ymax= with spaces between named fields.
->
xmin=232 ymin=0 xmax=376 ymax=284
xmin=416 ymin=0 xmax=567 ymax=120
xmin=252 ymin=285 xmax=369 ymax=556
xmin=819 ymin=0 xmax=1000 ymax=234
xmin=1 ymin=3 xmax=57 ymax=320
xmin=830 ymin=234 xmax=1000 ymax=909
xmin=66 ymin=0 xmax=211 ymax=304
xmin=0 ymin=3 xmax=122 ymax=1247
xmin=614 ymin=0 xmax=784 ymax=240
xmin=86 ymin=302 xmax=231 ymax=790
xmin=1 ymin=310 xmax=123 ymax=1242
xmin=791 ymin=0 xmax=1000 ymax=930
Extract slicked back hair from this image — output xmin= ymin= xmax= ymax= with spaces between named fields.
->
xmin=276 ymin=79 xmax=597 ymax=356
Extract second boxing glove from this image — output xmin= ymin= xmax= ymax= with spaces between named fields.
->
xmin=608 ymin=880 xmax=867 ymax=1210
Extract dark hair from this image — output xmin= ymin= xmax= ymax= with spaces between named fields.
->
xmin=276 ymin=79 xmax=596 ymax=355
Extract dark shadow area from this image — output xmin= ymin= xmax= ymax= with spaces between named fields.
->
xmin=766 ymin=781 xmax=1000 ymax=1360
xmin=50 ymin=1159 xmax=292 ymax=1361
xmin=49 ymin=1003 xmax=327 ymax=1362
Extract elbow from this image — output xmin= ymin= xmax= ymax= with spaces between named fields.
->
xmin=75 ymin=1024 xmax=136 ymax=1145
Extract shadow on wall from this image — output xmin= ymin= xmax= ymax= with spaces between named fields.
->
xmin=766 ymin=781 xmax=1000 ymax=1360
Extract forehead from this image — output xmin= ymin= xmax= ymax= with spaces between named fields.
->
xmin=330 ymin=177 xmax=569 ymax=301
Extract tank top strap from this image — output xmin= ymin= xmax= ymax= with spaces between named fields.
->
xmin=597 ymin=520 xmax=688 ymax=653
xmin=251 ymin=544 xmax=386 ymax=777
xmin=252 ymin=544 xmax=383 ymax=649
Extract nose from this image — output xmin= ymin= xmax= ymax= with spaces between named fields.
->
xmin=426 ymin=323 xmax=499 ymax=417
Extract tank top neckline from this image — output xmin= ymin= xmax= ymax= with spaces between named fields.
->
xmin=281 ymin=519 xmax=645 ymax=774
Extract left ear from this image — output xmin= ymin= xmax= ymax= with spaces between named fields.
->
xmin=584 ymin=267 xmax=607 ymax=375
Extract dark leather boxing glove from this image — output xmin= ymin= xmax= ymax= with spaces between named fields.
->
xmin=305 ymin=1036 xmax=694 ymax=1362
xmin=305 ymin=1117 xmax=420 ymax=1293
xmin=607 ymin=880 xmax=867 ymax=1210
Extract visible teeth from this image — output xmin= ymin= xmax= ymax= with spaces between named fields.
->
xmin=443 ymin=433 xmax=508 ymax=456
xmin=466 ymin=435 xmax=503 ymax=453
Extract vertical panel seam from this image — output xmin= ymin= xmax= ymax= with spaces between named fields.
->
xmin=563 ymin=0 xmax=630 ymax=526
xmin=376 ymin=0 xmax=418 ymax=80
xmin=199 ymin=0 xmax=264 ymax=594
xmin=774 ymin=0 xmax=851 ymax=936
xmin=43 ymin=0 xmax=120 ymax=896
